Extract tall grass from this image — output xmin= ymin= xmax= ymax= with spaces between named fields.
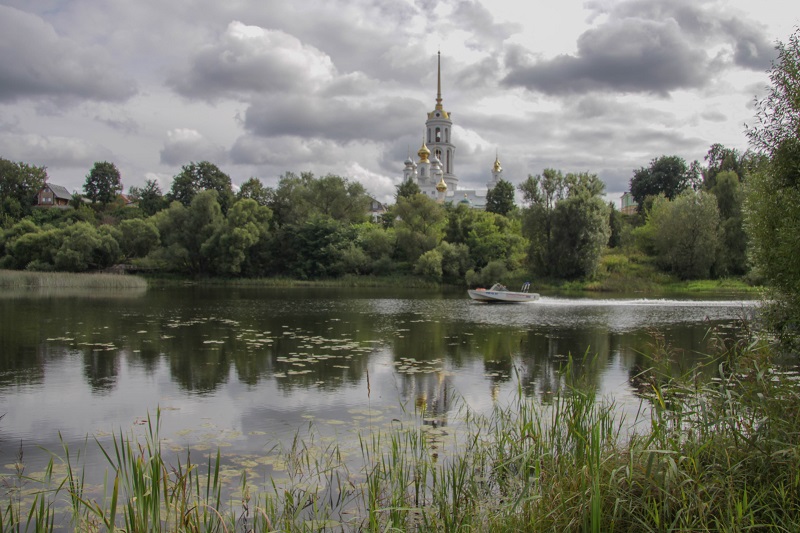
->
xmin=0 ymin=269 xmax=147 ymax=290
xmin=3 ymin=332 xmax=799 ymax=531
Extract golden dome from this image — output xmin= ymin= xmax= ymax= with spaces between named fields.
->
xmin=493 ymin=155 xmax=502 ymax=173
xmin=418 ymin=139 xmax=430 ymax=163
xmin=436 ymin=176 xmax=447 ymax=192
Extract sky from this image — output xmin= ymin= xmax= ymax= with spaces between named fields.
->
xmin=1 ymin=0 xmax=798 ymax=205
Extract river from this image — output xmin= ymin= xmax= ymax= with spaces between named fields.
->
xmin=0 ymin=285 xmax=759 ymax=505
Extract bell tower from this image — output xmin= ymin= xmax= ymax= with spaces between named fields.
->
xmin=426 ymin=52 xmax=457 ymax=191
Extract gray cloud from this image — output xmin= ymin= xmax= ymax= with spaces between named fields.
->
xmin=242 ymin=94 xmax=425 ymax=143
xmin=504 ymin=18 xmax=709 ymax=95
xmin=504 ymin=0 xmax=777 ymax=96
xmin=160 ymin=129 xmax=228 ymax=166
xmin=0 ymin=5 xmax=136 ymax=104
xmin=168 ymin=22 xmax=337 ymax=101
xmin=0 ymin=132 xmax=113 ymax=169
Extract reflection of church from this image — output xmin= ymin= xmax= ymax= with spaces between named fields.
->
xmin=402 ymin=52 xmax=503 ymax=209
xmin=402 ymin=370 xmax=452 ymax=427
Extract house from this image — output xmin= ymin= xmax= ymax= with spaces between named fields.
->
xmin=35 ymin=184 xmax=72 ymax=208
xmin=620 ymin=191 xmax=637 ymax=215
xmin=368 ymin=197 xmax=387 ymax=222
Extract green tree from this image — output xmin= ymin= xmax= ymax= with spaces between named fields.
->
xmin=128 ymin=179 xmax=166 ymax=216
xmin=267 ymin=172 xmax=371 ymax=227
xmin=84 ymin=161 xmax=123 ymax=207
xmin=393 ymin=193 xmax=446 ymax=265
xmin=237 ymin=177 xmax=270 ymax=206
xmin=54 ymin=223 xmax=121 ymax=271
xmin=518 ymin=169 xmax=565 ymax=277
xmin=465 ymin=211 xmax=526 ymax=270
xmin=549 ymin=173 xmax=610 ymax=279
xmin=168 ymin=161 xmax=234 ymax=213
xmin=153 ymin=190 xmax=224 ymax=275
xmin=0 ymin=158 xmax=48 ymax=223
xmin=117 ymin=218 xmax=160 ymax=261
xmin=629 ymin=155 xmax=699 ymax=210
xmin=744 ymin=28 xmax=800 ymax=347
xmin=270 ymin=215 xmax=356 ymax=279
xmin=710 ymin=170 xmax=747 ymax=275
xmin=203 ymin=199 xmax=272 ymax=275
xmin=638 ymin=191 xmax=720 ymax=279
xmin=354 ymin=223 xmax=397 ymax=275
xmin=396 ymin=177 xmax=421 ymax=200
xmin=485 ymin=179 xmax=516 ymax=216
xmin=702 ymin=144 xmax=747 ymax=189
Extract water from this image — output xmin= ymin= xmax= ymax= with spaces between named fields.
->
xmin=0 ymin=286 xmax=758 ymax=487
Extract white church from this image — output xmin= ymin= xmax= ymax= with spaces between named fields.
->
xmin=401 ymin=52 xmax=504 ymax=209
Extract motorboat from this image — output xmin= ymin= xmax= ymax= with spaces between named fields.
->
xmin=467 ymin=282 xmax=540 ymax=303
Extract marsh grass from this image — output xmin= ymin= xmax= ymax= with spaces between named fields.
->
xmin=0 ymin=269 xmax=147 ymax=290
xmin=3 ymin=334 xmax=800 ymax=532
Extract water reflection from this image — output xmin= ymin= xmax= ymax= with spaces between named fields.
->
xmin=0 ymin=287 xmax=758 ymax=467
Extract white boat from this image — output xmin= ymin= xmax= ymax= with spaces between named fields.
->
xmin=467 ymin=282 xmax=540 ymax=303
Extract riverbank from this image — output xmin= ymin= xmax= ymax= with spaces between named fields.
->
xmin=4 ymin=337 xmax=798 ymax=531
xmin=0 ymin=265 xmax=760 ymax=298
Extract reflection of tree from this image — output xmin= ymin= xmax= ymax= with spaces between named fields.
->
xmin=82 ymin=347 xmax=120 ymax=393
xmin=514 ymin=328 xmax=612 ymax=402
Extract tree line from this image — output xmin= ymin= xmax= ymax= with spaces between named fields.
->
xmin=0 ymin=147 xmax=754 ymax=286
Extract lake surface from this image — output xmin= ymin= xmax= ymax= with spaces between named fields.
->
xmin=0 ymin=286 xmax=759 ymax=490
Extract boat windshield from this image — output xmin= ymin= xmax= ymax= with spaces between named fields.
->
xmin=489 ymin=283 xmax=508 ymax=291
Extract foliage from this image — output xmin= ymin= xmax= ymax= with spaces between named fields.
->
xmin=84 ymin=161 xmax=123 ymax=207
xmin=203 ymin=198 xmax=272 ymax=275
xmin=414 ymin=248 xmax=443 ymax=281
xmin=395 ymin=176 xmax=421 ymax=200
xmin=151 ymin=191 xmax=224 ymax=275
xmin=117 ymin=218 xmax=160 ymax=261
xmin=0 ymin=158 xmax=48 ymax=223
xmin=550 ymin=175 xmax=610 ymax=279
xmin=629 ymin=155 xmax=699 ymax=210
xmin=1 ymin=219 xmax=122 ymax=272
xmin=744 ymin=28 xmax=800 ymax=349
xmin=637 ymin=191 xmax=720 ymax=279
xmin=520 ymin=170 xmax=609 ymax=279
xmin=236 ymin=177 xmax=270 ymax=206
xmin=269 ymin=215 xmax=359 ymax=279
xmin=167 ymin=161 xmax=234 ymax=213
xmin=466 ymin=259 xmax=508 ymax=288
xmin=268 ymin=172 xmax=371 ymax=226
xmin=607 ymin=202 xmax=622 ymax=248
xmin=710 ymin=170 xmax=748 ymax=275
xmin=518 ymin=169 xmax=564 ymax=276
xmin=747 ymin=28 xmax=800 ymax=155
xmin=393 ymin=193 xmax=446 ymax=264
xmin=128 ymin=179 xmax=166 ymax=216
xmin=485 ymin=179 xmax=515 ymax=216
xmin=702 ymin=143 xmax=752 ymax=189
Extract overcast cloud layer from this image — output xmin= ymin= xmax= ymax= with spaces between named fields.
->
xmin=0 ymin=0 xmax=797 ymax=203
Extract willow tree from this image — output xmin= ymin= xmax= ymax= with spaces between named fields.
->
xmin=745 ymin=28 xmax=800 ymax=347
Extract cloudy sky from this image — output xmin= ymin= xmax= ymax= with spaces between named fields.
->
xmin=1 ymin=0 xmax=797 ymax=204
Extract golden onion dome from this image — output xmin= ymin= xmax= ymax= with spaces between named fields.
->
xmin=417 ymin=140 xmax=430 ymax=163
xmin=493 ymin=156 xmax=502 ymax=173
xmin=436 ymin=176 xmax=447 ymax=192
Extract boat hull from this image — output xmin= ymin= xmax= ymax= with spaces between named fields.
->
xmin=468 ymin=289 xmax=540 ymax=303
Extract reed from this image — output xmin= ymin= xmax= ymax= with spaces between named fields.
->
xmin=3 ymin=332 xmax=800 ymax=531
xmin=0 ymin=269 xmax=147 ymax=290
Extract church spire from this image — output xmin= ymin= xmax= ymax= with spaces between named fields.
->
xmin=435 ymin=50 xmax=443 ymax=111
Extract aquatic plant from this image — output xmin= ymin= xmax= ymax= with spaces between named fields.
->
xmin=0 ymin=269 xmax=147 ymax=290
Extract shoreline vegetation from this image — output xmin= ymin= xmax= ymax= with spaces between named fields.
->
xmin=3 ymin=338 xmax=799 ymax=531
xmin=0 ymin=265 xmax=759 ymax=297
